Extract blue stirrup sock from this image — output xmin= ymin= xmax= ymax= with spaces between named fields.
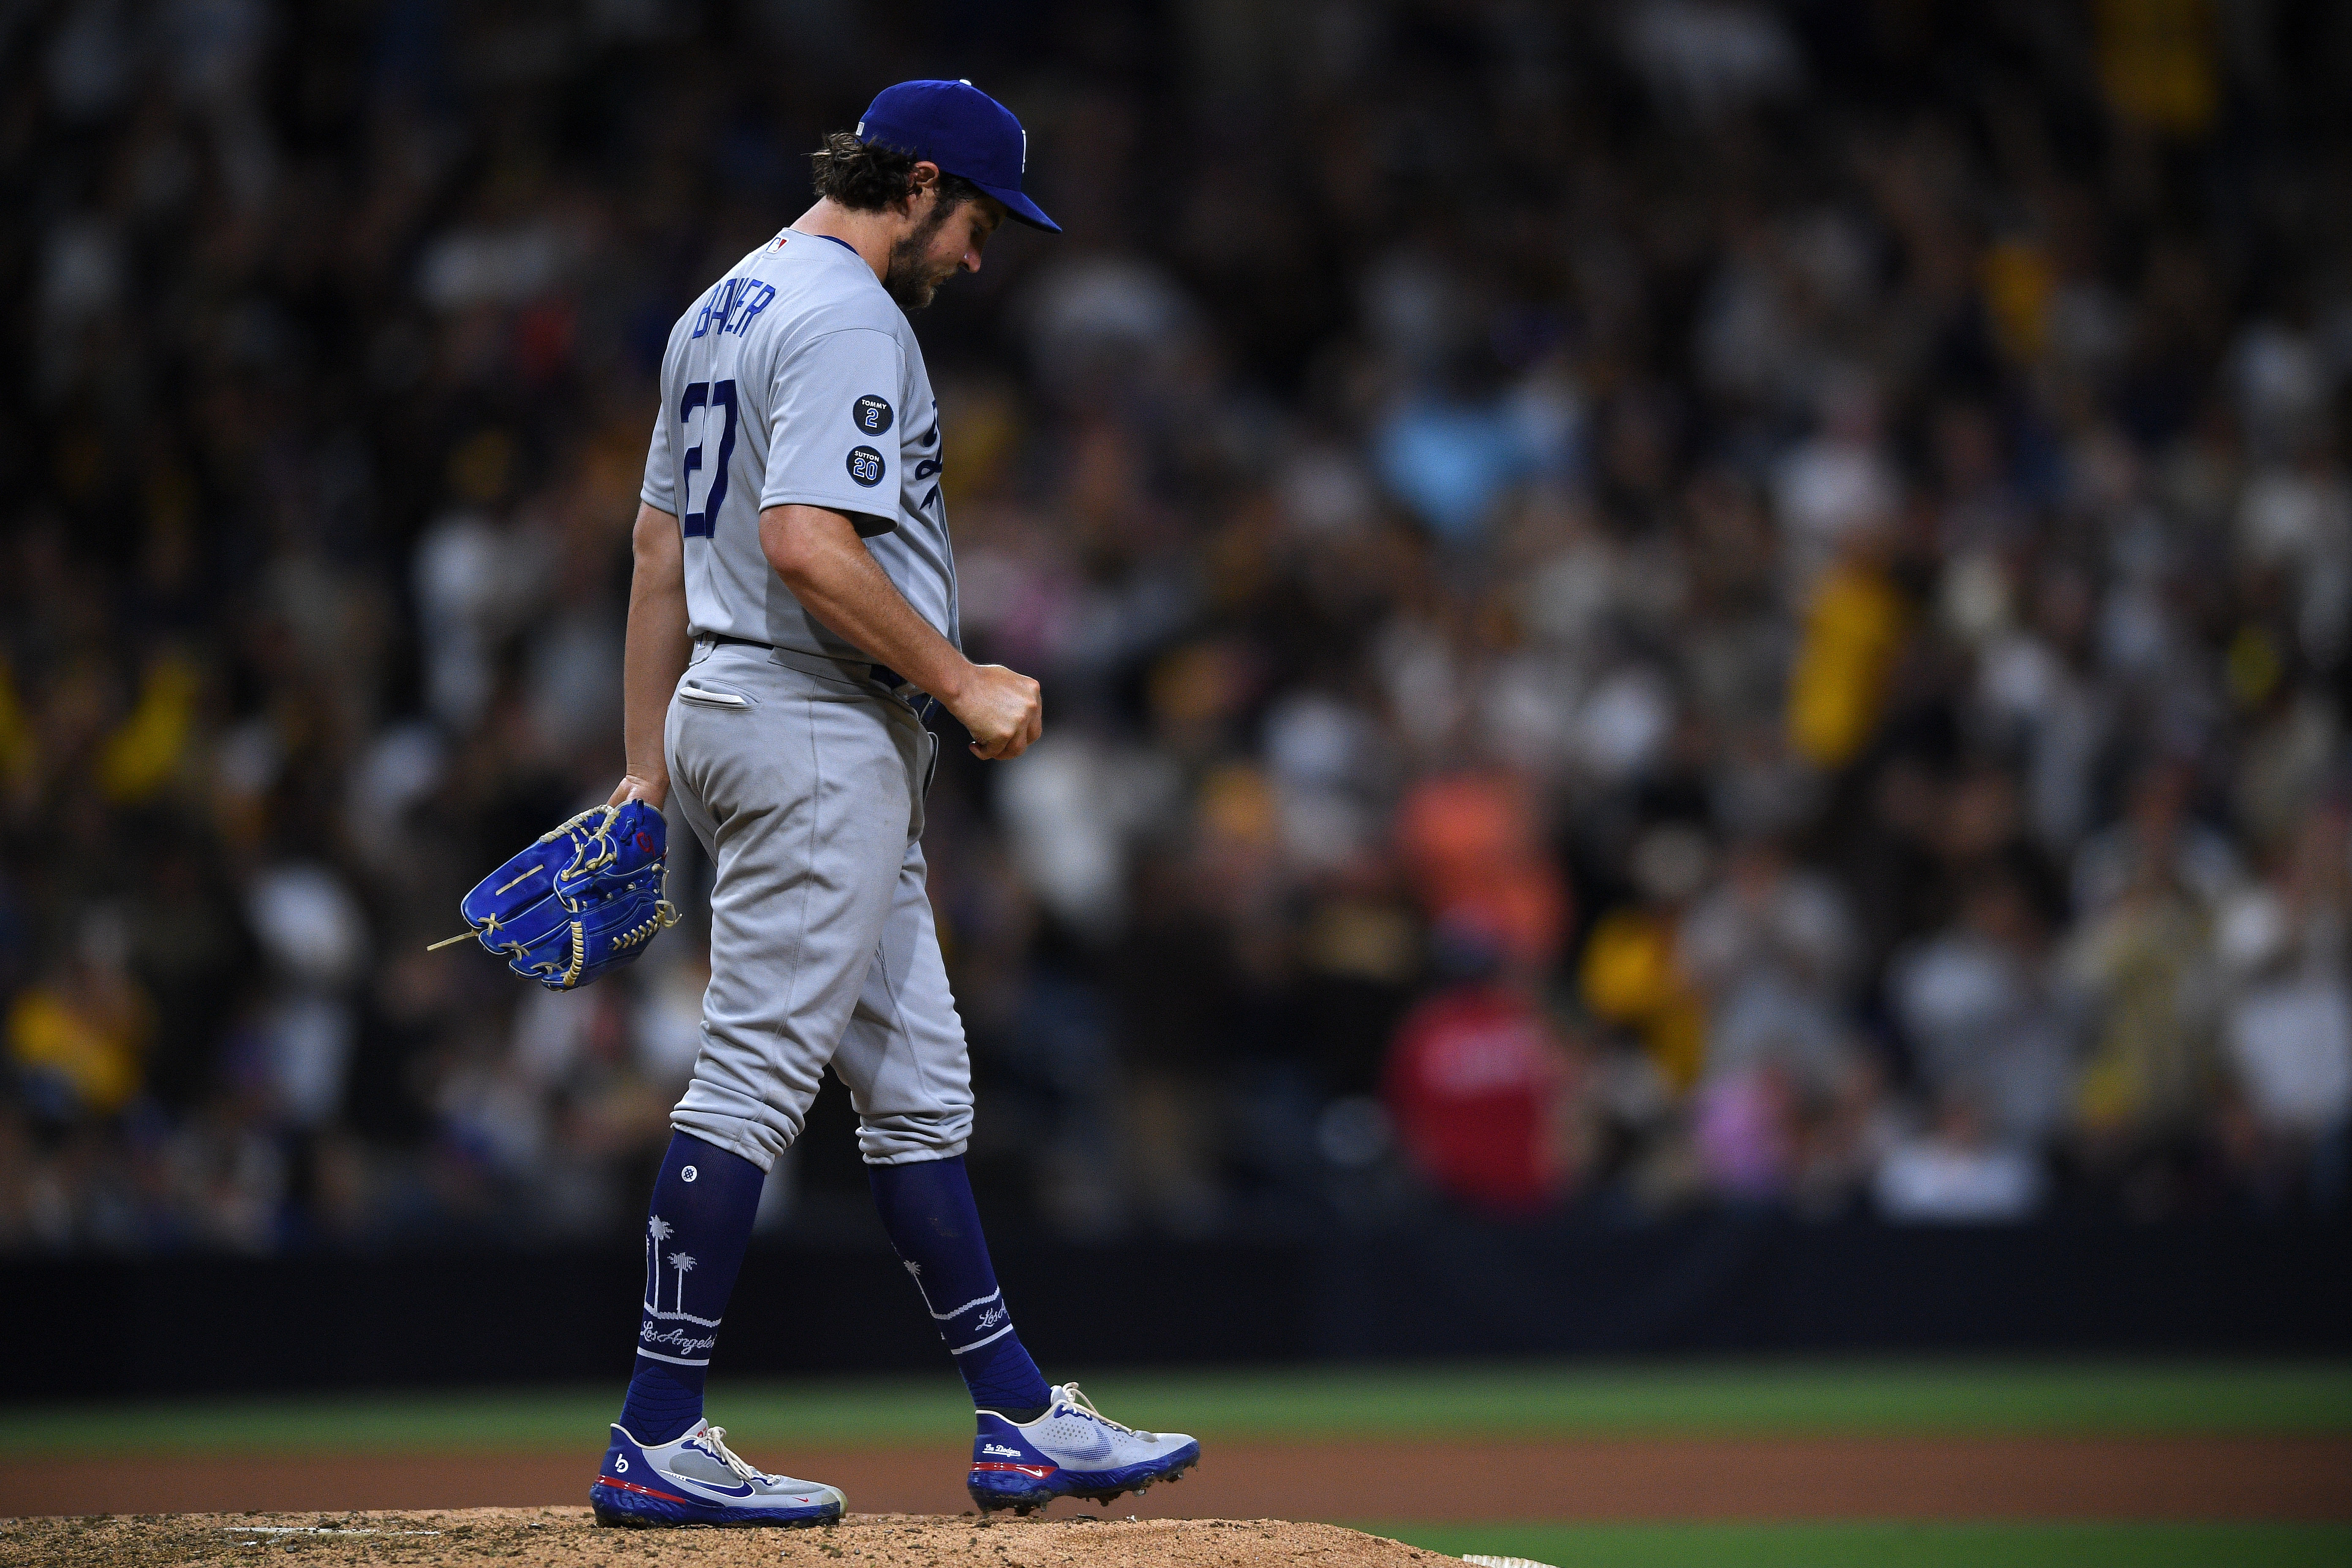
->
xmin=867 ymin=1154 xmax=1052 ymax=1416
xmin=618 ymin=1132 xmax=765 ymax=1446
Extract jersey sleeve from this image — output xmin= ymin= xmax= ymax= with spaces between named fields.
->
xmin=640 ymin=399 xmax=676 ymax=514
xmin=760 ymin=326 xmax=907 ymax=536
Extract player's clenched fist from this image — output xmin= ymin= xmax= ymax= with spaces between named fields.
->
xmin=947 ymin=662 xmax=1041 ymax=760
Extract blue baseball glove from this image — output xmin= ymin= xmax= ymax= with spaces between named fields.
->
xmin=434 ymin=800 xmax=681 ymax=990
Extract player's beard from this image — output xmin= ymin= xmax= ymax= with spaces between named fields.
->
xmin=884 ymin=199 xmax=964 ymax=312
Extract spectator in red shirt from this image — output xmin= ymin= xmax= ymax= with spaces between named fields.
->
xmin=1383 ymin=923 xmax=1580 ymax=1215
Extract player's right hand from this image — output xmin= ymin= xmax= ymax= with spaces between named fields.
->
xmin=948 ymin=662 xmax=1042 ymax=760
xmin=607 ymin=772 xmax=669 ymax=810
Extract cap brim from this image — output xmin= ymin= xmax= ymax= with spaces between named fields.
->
xmin=975 ymin=182 xmax=1059 ymax=233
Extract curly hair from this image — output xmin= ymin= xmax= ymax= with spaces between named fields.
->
xmin=809 ymin=131 xmax=985 ymax=214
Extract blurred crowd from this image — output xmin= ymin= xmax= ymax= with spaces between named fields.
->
xmin=5 ymin=0 xmax=2351 ymax=1254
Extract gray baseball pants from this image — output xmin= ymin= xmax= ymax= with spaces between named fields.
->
xmin=663 ymin=637 xmax=968 ymax=1172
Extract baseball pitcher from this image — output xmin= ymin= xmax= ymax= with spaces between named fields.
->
xmin=588 ymin=82 xmax=1199 ymax=1527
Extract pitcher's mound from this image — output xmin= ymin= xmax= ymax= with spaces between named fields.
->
xmin=4 ymin=1507 xmax=1468 ymax=1567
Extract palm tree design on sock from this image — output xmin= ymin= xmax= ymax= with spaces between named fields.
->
xmin=901 ymin=1258 xmax=936 ymax=1314
xmin=645 ymin=1216 xmax=673 ymax=1311
xmin=638 ymin=1221 xmax=718 ymax=1327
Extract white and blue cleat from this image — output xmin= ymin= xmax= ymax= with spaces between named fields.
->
xmin=967 ymin=1382 xmax=1202 ymax=1514
xmin=591 ymin=1418 xmax=845 ymax=1528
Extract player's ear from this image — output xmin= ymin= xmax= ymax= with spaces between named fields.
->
xmin=905 ymin=161 xmax=940 ymax=211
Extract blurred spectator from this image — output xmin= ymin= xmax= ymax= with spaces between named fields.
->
xmin=2063 ymin=766 xmax=2238 ymax=1154
xmin=1581 ymin=824 xmax=1711 ymax=1092
xmin=1680 ymin=838 xmax=1859 ymax=1093
xmin=1383 ymin=926 xmax=1581 ymax=1215
xmin=8 ymin=909 xmax=152 ymax=1122
xmin=1891 ymin=871 xmax=2077 ymax=1147
xmin=1875 ymin=1100 xmax=2046 ymax=1224
xmin=1396 ymin=774 xmax=1571 ymax=974
xmin=2216 ymin=806 xmax=2352 ymax=1211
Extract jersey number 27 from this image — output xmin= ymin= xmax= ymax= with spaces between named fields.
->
xmin=680 ymin=379 xmax=738 ymax=539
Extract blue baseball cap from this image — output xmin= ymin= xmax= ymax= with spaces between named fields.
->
xmin=855 ymin=79 xmax=1060 ymax=234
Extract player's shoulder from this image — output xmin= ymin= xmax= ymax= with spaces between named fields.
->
xmin=665 ymin=231 xmax=912 ymax=384
xmin=762 ymin=232 xmax=901 ymax=314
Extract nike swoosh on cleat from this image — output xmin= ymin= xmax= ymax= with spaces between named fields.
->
xmin=672 ymin=1478 xmax=758 ymax=1499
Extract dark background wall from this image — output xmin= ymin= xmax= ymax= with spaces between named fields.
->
xmin=29 ymin=1220 xmax=2351 ymax=1399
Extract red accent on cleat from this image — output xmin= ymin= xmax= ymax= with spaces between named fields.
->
xmin=970 ymin=1462 xmax=1057 ymax=1479
xmin=595 ymin=1475 xmax=695 ymax=1505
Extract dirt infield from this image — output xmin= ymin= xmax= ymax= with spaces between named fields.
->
xmin=6 ymin=1437 xmax=2350 ymax=1524
xmin=0 ymin=1509 xmax=1452 ymax=1568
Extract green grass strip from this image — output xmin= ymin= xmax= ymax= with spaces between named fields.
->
xmin=1362 ymin=1522 xmax=2352 ymax=1568
xmin=7 ymin=1360 xmax=2349 ymax=1455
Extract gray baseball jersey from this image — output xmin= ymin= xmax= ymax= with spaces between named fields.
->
xmin=641 ymin=229 xmax=958 ymax=662
xmin=643 ymin=232 xmax=973 ymax=1174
